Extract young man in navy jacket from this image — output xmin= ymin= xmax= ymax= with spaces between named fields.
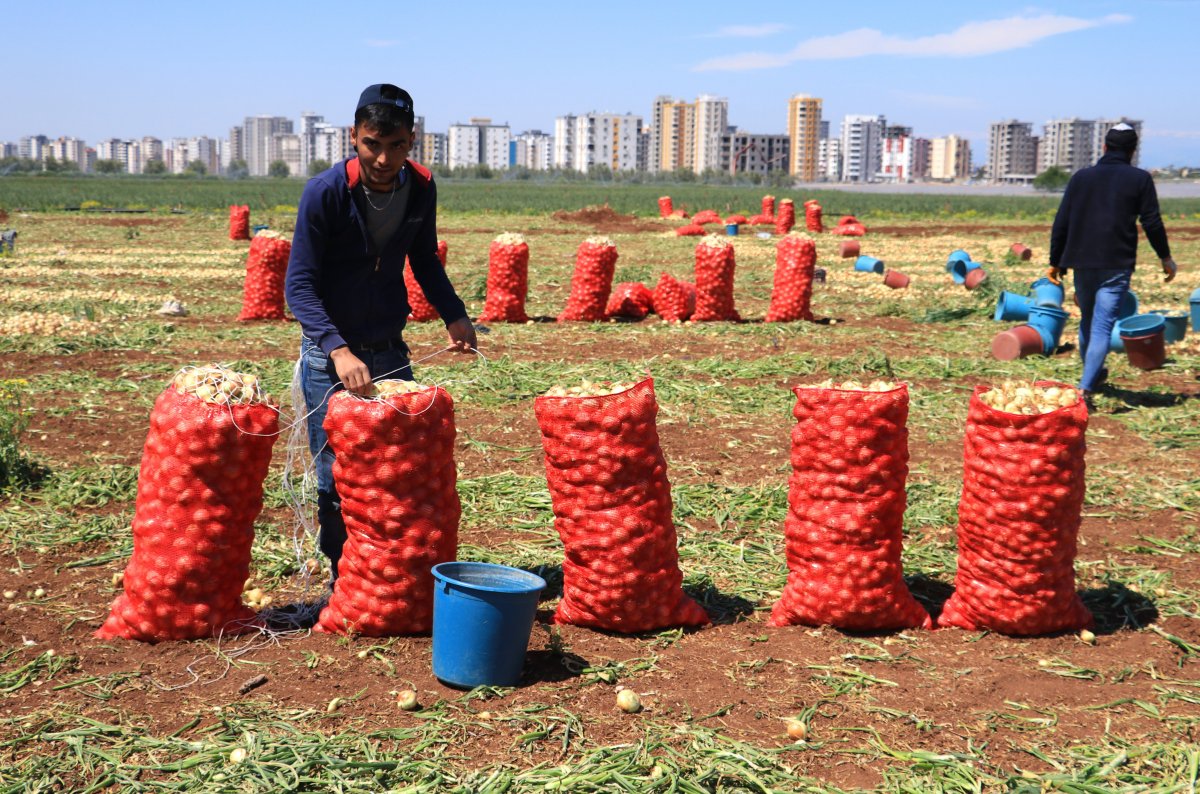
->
xmin=286 ymin=83 xmax=477 ymax=580
xmin=1047 ymin=123 xmax=1178 ymax=405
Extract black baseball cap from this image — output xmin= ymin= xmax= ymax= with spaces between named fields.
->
xmin=1105 ymin=123 xmax=1138 ymax=151
xmin=356 ymin=84 xmax=415 ymax=120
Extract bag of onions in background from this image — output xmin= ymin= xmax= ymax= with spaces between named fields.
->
xmin=692 ymin=235 xmax=740 ymax=322
xmin=605 ymin=282 xmax=654 ymax=320
xmin=237 ymin=230 xmax=291 ymax=321
xmin=804 ymin=199 xmax=824 ymax=233
xmin=774 ymin=199 xmax=796 ymax=235
xmin=229 ymin=205 xmax=250 ymax=241
xmin=317 ymin=381 xmax=460 ymax=636
xmin=558 ymin=236 xmax=618 ymax=322
xmin=939 ymin=381 xmax=1092 ymax=635
xmin=652 ymin=273 xmax=696 ymax=323
xmin=658 ymin=196 xmax=673 ymax=218
xmin=770 ymin=380 xmax=931 ymax=631
xmin=479 ymin=233 xmax=530 ymax=323
xmin=761 ymin=195 xmax=776 ymax=222
xmin=765 ymin=232 xmax=817 ymax=323
xmin=404 ymin=240 xmax=449 ymax=322
xmin=535 ymin=378 xmax=709 ymax=633
xmin=97 ymin=366 xmax=278 ymax=642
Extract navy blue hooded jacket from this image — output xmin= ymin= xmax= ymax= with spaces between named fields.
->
xmin=1049 ymin=150 xmax=1171 ymax=271
xmin=285 ymin=157 xmax=468 ymax=354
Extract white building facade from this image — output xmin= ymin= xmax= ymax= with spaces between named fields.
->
xmin=840 ymin=115 xmax=886 ymax=182
xmin=692 ymin=95 xmax=728 ymax=174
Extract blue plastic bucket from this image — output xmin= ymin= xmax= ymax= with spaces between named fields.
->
xmin=1116 ymin=313 xmax=1166 ymax=339
xmin=1191 ymin=288 xmax=1200 ymax=331
xmin=1029 ymin=277 xmax=1065 ymax=308
xmin=945 ymin=249 xmax=971 ymax=273
xmin=854 ymin=255 xmax=885 ymax=274
xmin=251 ymin=224 xmax=269 ymax=234
xmin=994 ymin=291 xmax=1034 ymax=322
xmin=1118 ymin=290 xmax=1138 ymax=320
xmin=725 ymin=223 xmax=739 ymax=236
xmin=431 ymin=561 xmax=545 ymax=689
xmin=950 ymin=257 xmax=981 ymax=285
xmin=1149 ymin=310 xmax=1188 ymax=344
xmin=1027 ymin=305 xmax=1069 ymax=354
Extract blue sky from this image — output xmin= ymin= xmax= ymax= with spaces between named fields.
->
xmin=4 ymin=0 xmax=1199 ymax=167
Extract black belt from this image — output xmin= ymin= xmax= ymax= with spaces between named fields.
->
xmin=353 ymin=336 xmax=408 ymax=353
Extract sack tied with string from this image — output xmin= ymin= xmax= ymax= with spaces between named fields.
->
xmin=237 ymin=230 xmax=291 ymax=321
xmin=939 ymin=383 xmax=1092 ymax=635
xmin=97 ymin=367 xmax=278 ymax=642
xmin=657 ymin=196 xmax=673 ymax=218
xmin=605 ymin=281 xmax=654 ymax=320
xmin=479 ymin=233 xmax=530 ymax=323
xmin=692 ymin=235 xmax=740 ymax=322
xmin=535 ymin=378 xmax=709 ymax=633
xmin=831 ymin=215 xmax=867 ymax=236
xmin=804 ymin=200 xmax=824 ymax=233
xmin=559 ymin=237 xmax=618 ymax=322
xmin=652 ymin=273 xmax=696 ymax=323
xmin=765 ymin=232 xmax=817 ymax=323
xmin=761 ymin=195 xmax=776 ymax=222
xmin=774 ymin=199 xmax=796 ymax=236
xmin=317 ymin=382 xmax=460 ymax=636
xmin=770 ymin=382 xmax=931 ymax=631
xmin=229 ymin=204 xmax=250 ymax=241
xmin=405 ymin=240 xmax=449 ymax=322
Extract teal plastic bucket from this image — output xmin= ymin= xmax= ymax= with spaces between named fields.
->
xmin=1190 ymin=288 xmax=1200 ymax=332
xmin=945 ymin=249 xmax=970 ymax=273
xmin=854 ymin=255 xmax=884 ymax=274
xmin=1027 ymin=305 xmax=1069 ymax=354
xmin=1118 ymin=290 xmax=1138 ymax=320
xmin=251 ymin=224 xmax=269 ymax=234
xmin=1149 ymin=310 xmax=1188 ymax=344
xmin=1116 ymin=313 xmax=1166 ymax=339
xmin=431 ymin=562 xmax=546 ymax=689
xmin=725 ymin=223 xmax=739 ymax=236
xmin=1029 ymin=277 xmax=1065 ymax=308
xmin=995 ymin=291 xmax=1034 ymax=322
xmin=950 ymin=257 xmax=981 ymax=285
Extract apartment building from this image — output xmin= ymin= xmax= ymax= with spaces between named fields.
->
xmin=448 ymin=118 xmax=511 ymax=169
xmin=841 ymin=115 xmax=886 ymax=183
xmin=513 ymin=130 xmax=554 ymax=170
xmin=651 ymin=96 xmax=695 ymax=173
xmin=96 ymin=138 xmax=141 ymax=173
xmin=421 ymin=132 xmax=447 ymax=167
xmin=719 ymin=131 xmax=790 ymax=175
xmin=928 ymin=135 xmax=971 ymax=181
xmin=693 ymin=95 xmax=728 ymax=174
xmin=987 ymin=120 xmax=1037 ymax=182
xmin=47 ymin=137 xmax=88 ymax=171
xmin=818 ymin=137 xmax=841 ymax=182
xmin=269 ymin=133 xmax=303 ymax=177
xmin=786 ymin=94 xmax=822 ymax=181
xmin=553 ymin=115 xmax=575 ymax=169
xmin=243 ymin=115 xmax=294 ymax=176
xmin=557 ymin=113 xmax=643 ymax=172
xmin=878 ymin=125 xmax=915 ymax=183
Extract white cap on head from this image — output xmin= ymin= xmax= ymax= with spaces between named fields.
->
xmin=1111 ymin=122 xmax=1134 ymax=132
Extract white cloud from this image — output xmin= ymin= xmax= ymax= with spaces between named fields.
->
xmin=693 ymin=13 xmax=1132 ymax=71
xmin=365 ymin=39 xmax=399 ymax=48
xmin=700 ymin=23 xmax=788 ymax=38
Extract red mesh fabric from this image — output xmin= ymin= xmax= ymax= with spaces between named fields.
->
xmin=775 ymin=200 xmax=796 ymax=235
xmin=559 ymin=240 xmax=619 ymax=322
xmin=96 ymin=387 xmax=278 ymax=642
xmin=605 ymin=282 xmax=654 ymax=320
xmin=765 ymin=233 xmax=816 ymax=322
xmin=675 ymin=224 xmax=706 ymax=237
xmin=832 ymin=215 xmax=867 ymax=236
xmin=761 ymin=196 xmax=776 ymax=221
xmin=804 ymin=200 xmax=824 ymax=233
xmin=691 ymin=209 xmax=722 ymax=225
xmin=479 ymin=240 xmax=530 ymax=323
xmin=237 ymin=233 xmax=291 ymax=321
xmin=652 ymin=273 xmax=696 ymax=322
xmin=669 ymin=209 xmax=689 ymax=219
xmin=229 ymin=205 xmax=250 ymax=241
xmin=692 ymin=239 xmax=740 ymax=322
xmin=939 ymin=384 xmax=1092 ymax=635
xmin=534 ymin=378 xmax=709 ymax=633
xmin=837 ymin=215 xmax=857 ymax=226
xmin=749 ymin=214 xmax=774 ymax=226
xmin=724 ymin=214 xmax=749 ymax=226
xmin=658 ymin=196 xmax=673 ymax=218
xmin=770 ymin=384 xmax=931 ymax=630
xmin=404 ymin=240 xmax=449 ymax=322
xmin=317 ymin=386 xmax=460 ymax=636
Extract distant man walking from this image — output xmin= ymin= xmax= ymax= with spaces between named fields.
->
xmin=1047 ymin=123 xmax=1178 ymax=404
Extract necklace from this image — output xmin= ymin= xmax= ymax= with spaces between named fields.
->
xmin=362 ymin=178 xmax=397 ymax=211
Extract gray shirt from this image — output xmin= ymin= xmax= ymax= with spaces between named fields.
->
xmin=357 ymin=172 xmax=412 ymax=253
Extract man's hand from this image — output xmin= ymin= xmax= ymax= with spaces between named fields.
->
xmin=1046 ymin=266 xmax=1065 ymax=286
xmin=330 ymin=346 xmax=374 ymax=395
xmin=1162 ymin=256 xmax=1178 ymax=283
xmin=446 ymin=317 xmax=478 ymax=354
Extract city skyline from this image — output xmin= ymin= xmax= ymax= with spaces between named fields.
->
xmin=3 ymin=1 xmax=1198 ymax=168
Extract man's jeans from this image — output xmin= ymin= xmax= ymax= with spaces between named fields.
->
xmin=299 ymin=336 xmax=413 ymax=579
xmin=1073 ymin=268 xmax=1131 ymax=393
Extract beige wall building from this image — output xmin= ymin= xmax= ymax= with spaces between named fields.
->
xmin=930 ymin=134 xmax=971 ymax=181
xmin=787 ymin=94 xmax=822 ymax=181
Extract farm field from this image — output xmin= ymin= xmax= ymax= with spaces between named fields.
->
xmin=1 ymin=189 xmax=1199 ymax=792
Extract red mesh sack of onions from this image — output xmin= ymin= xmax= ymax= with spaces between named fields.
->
xmin=317 ymin=381 xmax=460 ymax=636
xmin=658 ymin=196 xmax=673 ymax=218
xmin=831 ymin=216 xmax=867 ymax=236
xmin=774 ymin=199 xmax=796 ymax=235
xmin=605 ymin=282 xmax=654 ymax=320
xmin=404 ymin=240 xmax=449 ymax=322
xmin=761 ymin=195 xmax=776 ymax=221
xmin=770 ymin=380 xmax=931 ymax=630
xmin=692 ymin=235 xmax=740 ymax=322
xmin=479 ymin=233 xmax=530 ymax=323
xmin=675 ymin=224 xmax=706 ymax=237
xmin=558 ymin=236 xmax=618 ymax=322
xmin=237 ymin=230 xmax=291 ymax=321
xmin=804 ymin=199 xmax=824 ymax=233
xmin=652 ymin=273 xmax=696 ymax=322
xmin=535 ymin=378 xmax=709 ymax=633
xmin=228 ymin=204 xmax=250 ymax=241
xmin=724 ymin=214 xmax=749 ymax=226
xmin=765 ymin=232 xmax=817 ymax=323
xmin=691 ymin=209 xmax=722 ymax=226
xmin=96 ymin=366 xmax=278 ymax=642
xmin=938 ymin=382 xmax=1092 ymax=635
